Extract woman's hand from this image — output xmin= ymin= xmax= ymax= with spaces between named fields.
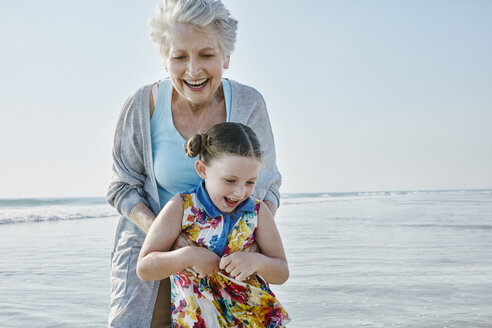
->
xmin=242 ymin=241 xmax=260 ymax=254
xmin=172 ymin=233 xmax=196 ymax=250
xmin=219 ymin=251 xmax=259 ymax=282
xmin=190 ymin=247 xmax=221 ymax=278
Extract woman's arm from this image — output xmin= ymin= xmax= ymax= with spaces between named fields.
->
xmin=247 ymin=92 xmax=282 ymax=211
xmin=127 ymin=202 xmax=156 ymax=233
xmin=106 ymin=85 xmax=159 ymax=225
xmin=219 ymin=202 xmax=289 ymax=284
xmin=232 ymin=81 xmax=282 ymax=211
xmin=137 ymin=195 xmax=221 ymax=281
xmin=107 ymin=84 xmax=162 ymax=233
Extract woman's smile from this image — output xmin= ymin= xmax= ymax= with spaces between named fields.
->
xmin=183 ymin=78 xmax=209 ymax=90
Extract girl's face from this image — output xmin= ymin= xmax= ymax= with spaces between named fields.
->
xmin=165 ymin=23 xmax=230 ymax=107
xmin=195 ymin=154 xmax=262 ymax=214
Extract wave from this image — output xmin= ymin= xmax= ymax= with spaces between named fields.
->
xmin=0 ymin=204 xmax=118 ymax=225
xmin=1 ymin=189 xmax=490 ymax=224
xmin=281 ymin=189 xmax=492 ymax=205
xmin=397 ymin=224 xmax=492 ymax=230
xmin=0 ymin=197 xmax=107 ymax=208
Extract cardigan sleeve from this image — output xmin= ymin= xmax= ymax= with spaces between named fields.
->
xmin=106 ymin=86 xmax=151 ymax=218
xmin=243 ymin=90 xmax=282 ymax=208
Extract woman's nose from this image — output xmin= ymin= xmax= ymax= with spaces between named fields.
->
xmin=187 ymin=58 xmax=202 ymax=77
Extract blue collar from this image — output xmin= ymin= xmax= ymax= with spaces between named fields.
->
xmin=195 ymin=181 xmax=255 ymax=218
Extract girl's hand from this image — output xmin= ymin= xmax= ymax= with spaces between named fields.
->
xmin=190 ymin=247 xmax=221 ymax=278
xmin=219 ymin=251 xmax=258 ymax=282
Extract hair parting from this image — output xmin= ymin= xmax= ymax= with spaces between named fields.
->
xmin=184 ymin=122 xmax=263 ymax=165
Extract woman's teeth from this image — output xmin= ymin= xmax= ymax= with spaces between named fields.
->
xmin=184 ymin=78 xmax=208 ymax=88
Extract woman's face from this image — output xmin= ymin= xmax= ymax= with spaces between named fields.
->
xmin=166 ymin=23 xmax=230 ymax=107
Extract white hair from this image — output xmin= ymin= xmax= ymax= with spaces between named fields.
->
xmin=149 ymin=0 xmax=238 ymax=59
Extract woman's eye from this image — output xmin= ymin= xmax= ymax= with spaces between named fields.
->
xmin=247 ymin=181 xmax=256 ymax=185
xmin=201 ymin=54 xmax=213 ymax=58
xmin=173 ymin=56 xmax=186 ymax=60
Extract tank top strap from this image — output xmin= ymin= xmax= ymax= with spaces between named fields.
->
xmin=152 ymin=83 xmax=158 ymax=106
xmin=150 ymin=79 xmax=174 ymax=136
xmin=222 ymin=79 xmax=232 ymax=122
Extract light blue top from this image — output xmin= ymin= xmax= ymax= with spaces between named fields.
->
xmin=150 ymin=79 xmax=232 ymax=209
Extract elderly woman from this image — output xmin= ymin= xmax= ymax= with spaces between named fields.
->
xmin=106 ymin=0 xmax=281 ymax=327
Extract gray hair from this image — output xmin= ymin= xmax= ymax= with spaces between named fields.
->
xmin=149 ymin=0 xmax=238 ymax=59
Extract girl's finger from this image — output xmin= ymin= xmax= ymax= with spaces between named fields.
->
xmin=224 ymin=263 xmax=235 ymax=273
xmin=230 ymin=268 xmax=241 ymax=278
xmin=219 ymin=255 xmax=231 ymax=270
xmin=235 ymin=272 xmax=247 ymax=282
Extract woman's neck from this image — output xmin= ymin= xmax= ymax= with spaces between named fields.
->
xmin=172 ymin=86 xmax=225 ymax=113
xmin=171 ymin=88 xmax=227 ymax=138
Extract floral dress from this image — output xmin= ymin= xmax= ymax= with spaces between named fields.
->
xmin=171 ymin=184 xmax=290 ymax=327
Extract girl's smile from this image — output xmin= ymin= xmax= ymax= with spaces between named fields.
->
xmin=224 ymin=196 xmax=240 ymax=208
xmin=195 ymin=154 xmax=262 ymax=214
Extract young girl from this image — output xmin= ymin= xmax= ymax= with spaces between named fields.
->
xmin=137 ymin=122 xmax=290 ymax=327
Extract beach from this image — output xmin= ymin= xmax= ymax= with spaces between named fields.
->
xmin=1 ymin=190 xmax=492 ymax=327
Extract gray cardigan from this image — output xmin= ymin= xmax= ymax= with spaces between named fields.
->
xmin=106 ymin=79 xmax=281 ymax=327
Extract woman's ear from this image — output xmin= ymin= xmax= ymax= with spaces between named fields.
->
xmin=195 ymin=159 xmax=207 ymax=179
xmin=163 ymin=58 xmax=169 ymax=72
xmin=223 ymin=55 xmax=230 ymax=69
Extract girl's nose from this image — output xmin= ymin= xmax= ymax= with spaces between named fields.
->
xmin=232 ymin=185 xmax=245 ymax=198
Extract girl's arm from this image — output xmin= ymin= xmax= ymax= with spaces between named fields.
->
xmin=263 ymin=200 xmax=277 ymax=217
xmin=219 ymin=202 xmax=289 ymax=284
xmin=137 ymin=195 xmax=221 ymax=281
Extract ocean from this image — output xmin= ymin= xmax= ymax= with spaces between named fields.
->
xmin=1 ymin=189 xmax=491 ymax=327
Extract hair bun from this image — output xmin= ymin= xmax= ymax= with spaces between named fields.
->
xmin=185 ymin=133 xmax=208 ymax=158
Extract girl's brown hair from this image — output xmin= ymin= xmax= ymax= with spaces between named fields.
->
xmin=184 ymin=122 xmax=263 ymax=164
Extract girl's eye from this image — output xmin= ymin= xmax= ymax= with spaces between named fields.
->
xmin=247 ymin=181 xmax=256 ymax=185
xmin=225 ymin=179 xmax=236 ymax=183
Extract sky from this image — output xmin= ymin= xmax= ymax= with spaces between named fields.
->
xmin=1 ymin=0 xmax=491 ymax=198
